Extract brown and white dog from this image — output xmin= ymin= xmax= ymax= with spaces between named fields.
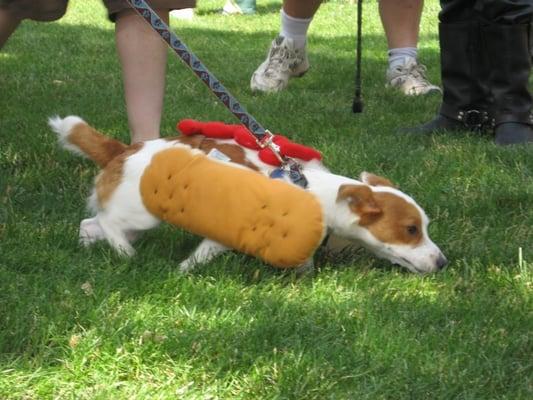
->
xmin=49 ymin=115 xmax=447 ymax=274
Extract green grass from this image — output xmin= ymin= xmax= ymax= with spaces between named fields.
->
xmin=0 ymin=0 xmax=532 ymax=398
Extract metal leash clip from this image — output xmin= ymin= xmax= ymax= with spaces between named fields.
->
xmin=257 ymin=130 xmax=284 ymax=165
xmin=259 ymin=130 xmax=308 ymax=188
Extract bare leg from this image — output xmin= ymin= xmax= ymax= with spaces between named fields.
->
xmin=283 ymin=0 xmax=322 ymax=18
xmin=0 ymin=8 xmax=21 ymax=50
xmin=379 ymin=0 xmax=423 ymax=49
xmin=380 ymin=0 xmax=440 ymax=95
xmin=115 ymin=9 xmax=169 ymax=144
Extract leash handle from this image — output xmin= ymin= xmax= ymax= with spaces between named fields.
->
xmin=127 ymin=0 xmax=267 ymax=139
xmin=352 ymin=0 xmax=363 ymax=113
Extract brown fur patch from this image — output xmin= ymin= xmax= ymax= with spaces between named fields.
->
xmin=168 ymin=135 xmax=260 ymax=171
xmin=69 ymin=123 xmax=127 ymax=168
xmin=364 ymin=192 xmax=423 ymax=246
xmin=337 ymin=184 xmax=423 ymax=246
xmin=95 ymin=143 xmax=143 ymax=207
xmin=362 ymin=172 xmax=396 ymax=188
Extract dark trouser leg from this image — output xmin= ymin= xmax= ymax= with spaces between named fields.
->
xmin=403 ymin=0 xmax=493 ymax=134
xmin=483 ymin=23 xmax=533 ymax=144
xmin=475 ymin=0 xmax=533 ymax=144
xmin=476 ymin=0 xmax=532 ymax=24
xmin=437 ymin=20 xmax=492 ymax=130
xmin=439 ymin=0 xmax=475 ymax=23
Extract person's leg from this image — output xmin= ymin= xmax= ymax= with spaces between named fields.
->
xmin=0 ymin=8 xmax=21 ymax=50
xmin=250 ymin=0 xmax=322 ymax=92
xmin=480 ymin=0 xmax=533 ymax=145
xmin=115 ymin=9 xmax=169 ymax=143
xmin=1 ymin=0 xmax=69 ymax=49
xmin=379 ymin=0 xmax=422 ymax=50
xmin=279 ymin=0 xmax=322 ymax=47
xmin=283 ymin=0 xmax=322 ymax=19
xmin=379 ymin=0 xmax=440 ymax=95
xmin=402 ymin=0 xmax=494 ymax=134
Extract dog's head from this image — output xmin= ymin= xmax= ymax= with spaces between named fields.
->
xmin=333 ymin=172 xmax=447 ymax=274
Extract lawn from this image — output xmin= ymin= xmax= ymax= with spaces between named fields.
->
xmin=0 ymin=0 xmax=532 ymax=398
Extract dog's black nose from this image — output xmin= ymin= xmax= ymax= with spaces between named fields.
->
xmin=436 ymin=254 xmax=448 ymax=270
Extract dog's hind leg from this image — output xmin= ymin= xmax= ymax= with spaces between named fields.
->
xmin=179 ymin=239 xmax=229 ymax=272
xmin=97 ymin=214 xmax=136 ymax=257
xmin=80 ymin=216 xmax=140 ymax=246
xmin=79 ymin=217 xmax=105 ymax=246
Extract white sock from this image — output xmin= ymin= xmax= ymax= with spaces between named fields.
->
xmin=280 ymin=9 xmax=312 ymax=49
xmin=388 ymin=47 xmax=418 ymax=69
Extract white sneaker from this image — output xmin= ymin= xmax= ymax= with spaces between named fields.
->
xmin=250 ymin=36 xmax=309 ymax=93
xmin=222 ymin=0 xmax=247 ymax=15
xmin=386 ymin=58 xmax=441 ymax=96
xmin=222 ymin=1 xmax=242 ymax=15
xmin=170 ymin=8 xmax=194 ymax=20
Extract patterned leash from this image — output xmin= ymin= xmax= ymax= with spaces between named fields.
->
xmin=127 ymin=0 xmax=308 ymax=188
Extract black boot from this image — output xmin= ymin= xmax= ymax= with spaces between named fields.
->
xmin=404 ymin=22 xmax=493 ymax=134
xmin=483 ymin=23 xmax=533 ymax=146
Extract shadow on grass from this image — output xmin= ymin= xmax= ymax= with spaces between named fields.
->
xmin=0 ymin=243 xmax=530 ymax=397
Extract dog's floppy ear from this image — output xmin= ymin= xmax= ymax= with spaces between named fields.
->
xmin=336 ymin=184 xmax=382 ymax=217
xmin=359 ymin=171 xmax=396 ymax=188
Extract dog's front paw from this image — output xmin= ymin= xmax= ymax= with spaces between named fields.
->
xmin=295 ymin=258 xmax=315 ymax=276
xmin=179 ymin=258 xmax=197 ymax=273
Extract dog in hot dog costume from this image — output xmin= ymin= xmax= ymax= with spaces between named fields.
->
xmin=50 ymin=116 xmax=447 ymax=274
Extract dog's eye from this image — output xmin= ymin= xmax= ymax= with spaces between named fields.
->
xmin=406 ymin=225 xmax=418 ymax=236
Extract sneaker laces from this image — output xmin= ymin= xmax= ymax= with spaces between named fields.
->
xmin=264 ymin=40 xmax=302 ymax=76
xmin=405 ymin=62 xmax=433 ymax=89
xmin=412 ymin=63 xmax=429 ymax=77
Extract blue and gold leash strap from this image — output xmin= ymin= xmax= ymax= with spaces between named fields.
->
xmin=126 ymin=0 xmax=308 ymax=188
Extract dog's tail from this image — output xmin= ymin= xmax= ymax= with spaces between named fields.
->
xmin=49 ymin=115 xmax=127 ymax=168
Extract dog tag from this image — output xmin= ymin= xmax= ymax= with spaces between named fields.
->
xmin=288 ymin=163 xmax=308 ymax=188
